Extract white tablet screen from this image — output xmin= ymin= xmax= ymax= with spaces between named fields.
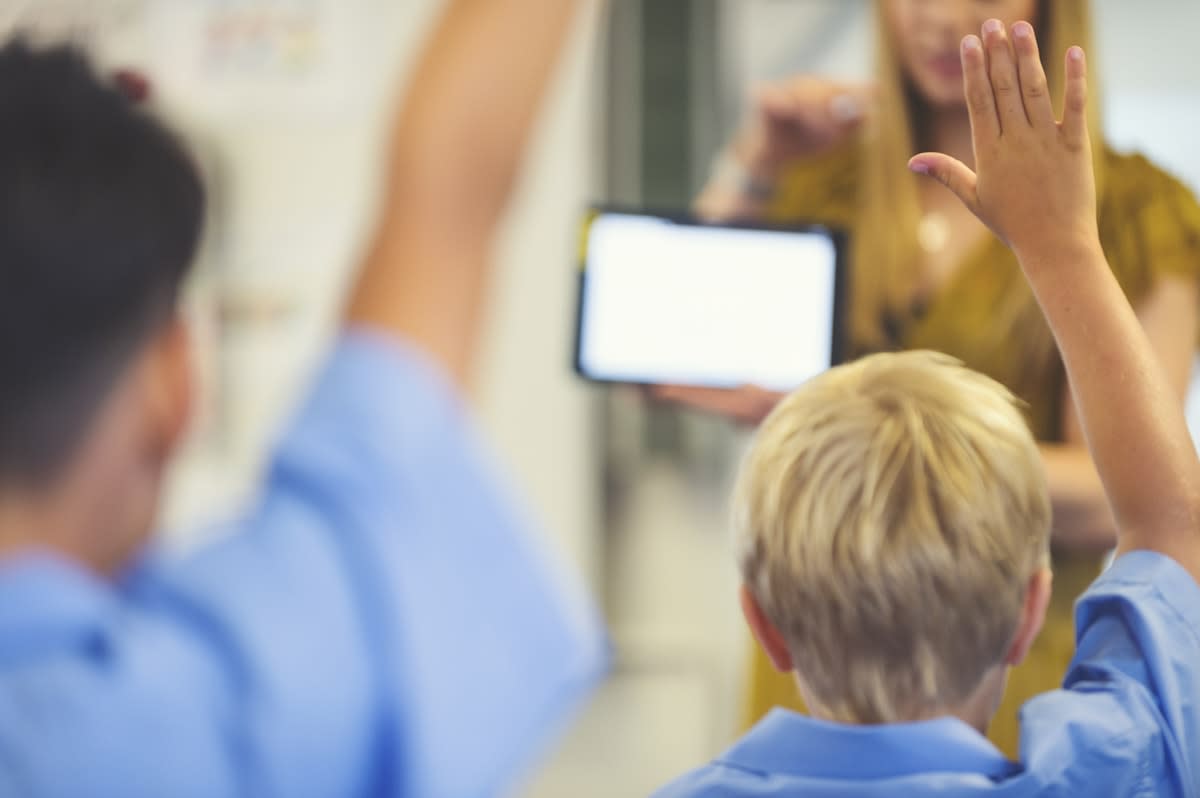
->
xmin=576 ymin=211 xmax=841 ymax=391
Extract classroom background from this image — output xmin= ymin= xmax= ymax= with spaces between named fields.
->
xmin=11 ymin=1 xmax=1198 ymax=795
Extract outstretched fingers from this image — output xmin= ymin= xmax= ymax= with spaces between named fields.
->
xmin=982 ymin=19 xmax=1026 ymax=130
xmin=961 ymin=34 xmax=1000 ymax=142
xmin=1062 ymin=46 xmax=1089 ymax=149
xmin=1012 ymin=21 xmax=1055 ymax=129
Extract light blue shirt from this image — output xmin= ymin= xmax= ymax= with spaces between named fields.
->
xmin=656 ymin=551 xmax=1200 ymax=797
xmin=0 ymin=332 xmax=608 ymax=798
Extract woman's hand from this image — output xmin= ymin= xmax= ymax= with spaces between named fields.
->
xmin=697 ymin=77 xmax=872 ymax=221
xmin=649 ymin=385 xmax=784 ymax=427
xmin=733 ymin=77 xmax=874 ymax=179
xmin=907 ymin=20 xmax=1099 ymax=266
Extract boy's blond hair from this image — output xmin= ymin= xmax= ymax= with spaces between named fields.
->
xmin=736 ymin=351 xmax=1051 ymax=724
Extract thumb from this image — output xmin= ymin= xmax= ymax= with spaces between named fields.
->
xmin=909 ymin=153 xmax=979 ymax=213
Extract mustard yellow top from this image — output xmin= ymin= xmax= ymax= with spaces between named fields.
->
xmin=743 ymin=144 xmax=1200 ymax=758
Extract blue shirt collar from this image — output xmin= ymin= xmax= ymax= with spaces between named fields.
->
xmin=0 ymin=551 xmax=115 ymax=663
xmin=721 ymin=708 xmax=1020 ymax=782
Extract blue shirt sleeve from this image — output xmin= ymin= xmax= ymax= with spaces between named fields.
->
xmin=1053 ymin=551 xmax=1200 ymax=795
xmin=58 ymin=332 xmax=606 ymax=798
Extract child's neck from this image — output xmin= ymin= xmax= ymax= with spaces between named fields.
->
xmin=951 ymin=666 xmax=1008 ymax=736
xmin=798 ymin=665 xmax=1005 ymax=737
xmin=0 ymin=453 xmax=157 ymax=579
xmin=0 ymin=492 xmax=93 ymax=569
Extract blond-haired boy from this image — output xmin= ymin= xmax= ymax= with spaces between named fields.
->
xmin=658 ymin=18 xmax=1199 ymax=798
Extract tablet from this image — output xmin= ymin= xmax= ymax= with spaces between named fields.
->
xmin=574 ymin=209 xmax=846 ymax=391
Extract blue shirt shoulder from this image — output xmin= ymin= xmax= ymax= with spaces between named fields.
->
xmin=655 ymin=551 xmax=1200 ymax=798
xmin=0 ymin=332 xmax=607 ymax=798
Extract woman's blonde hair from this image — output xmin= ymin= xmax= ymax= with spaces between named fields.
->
xmin=735 ymin=350 xmax=1051 ymax=723
xmin=853 ymin=0 xmax=1102 ymax=389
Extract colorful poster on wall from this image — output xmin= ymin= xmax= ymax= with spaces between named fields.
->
xmin=147 ymin=0 xmax=377 ymax=120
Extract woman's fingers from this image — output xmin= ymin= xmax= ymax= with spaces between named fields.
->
xmin=755 ymin=83 xmax=796 ymax=120
xmin=1012 ymin=21 xmax=1055 ymax=128
xmin=758 ymin=79 xmax=872 ymax=130
xmin=961 ymin=34 xmax=1000 ymax=142
xmin=1062 ymin=46 xmax=1089 ymax=149
xmin=982 ymin=19 xmax=1026 ymax=130
xmin=829 ymin=83 xmax=874 ymax=125
xmin=651 ymin=385 xmax=780 ymax=426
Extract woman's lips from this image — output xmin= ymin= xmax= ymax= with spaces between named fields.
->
xmin=928 ymin=53 xmax=964 ymax=81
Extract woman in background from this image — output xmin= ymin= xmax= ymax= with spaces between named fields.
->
xmin=667 ymin=0 xmax=1200 ymax=756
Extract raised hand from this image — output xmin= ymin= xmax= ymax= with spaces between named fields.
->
xmin=912 ymin=20 xmax=1200 ymax=582
xmin=908 ymin=20 xmax=1098 ymax=266
xmin=346 ymin=0 xmax=583 ymax=386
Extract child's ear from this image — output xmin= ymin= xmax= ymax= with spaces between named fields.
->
xmin=740 ymin=585 xmax=795 ymax=673
xmin=1004 ymin=567 xmax=1054 ymax=666
xmin=140 ymin=314 xmax=194 ymax=462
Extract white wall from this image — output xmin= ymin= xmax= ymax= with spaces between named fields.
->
xmin=474 ymin=5 xmax=605 ymax=583
xmin=1095 ymin=0 xmax=1200 ymax=192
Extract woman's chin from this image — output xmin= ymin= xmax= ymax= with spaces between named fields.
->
xmin=920 ymin=86 xmax=969 ymax=111
xmin=910 ymin=73 xmax=969 ymax=111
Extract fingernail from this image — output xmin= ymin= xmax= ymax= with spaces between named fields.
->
xmin=1068 ymin=46 xmax=1084 ymax=62
xmin=1013 ymin=21 xmax=1033 ymax=39
xmin=983 ymin=19 xmax=1003 ymax=35
xmin=830 ymin=94 xmax=862 ymax=123
xmin=909 ymin=161 xmax=930 ymax=175
xmin=963 ymin=35 xmax=982 ymax=52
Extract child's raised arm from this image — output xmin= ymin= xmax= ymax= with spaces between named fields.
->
xmin=346 ymin=0 xmax=586 ymax=386
xmin=909 ymin=20 xmax=1200 ymax=582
